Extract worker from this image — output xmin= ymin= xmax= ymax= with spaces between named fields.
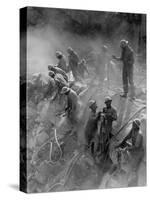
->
xmin=78 ymin=59 xmax=89 ymax=79
xmin=84 ymin=100 xmax=101 ymax=154
xmin=60 ymin=86 xmax=79 ymax=125
xmin=48 ymin=65 xmax=68 ymax=82
xmin=67 ymin=47 xmax=80 ymax=81
xmin=112 ymin=39 xmax=135 ymax=98
xmin=47 ymin=70 xmax=68 ymax=102
xmin=55 ymin=51 xmax=68 ymax=73
xmin=43 ymin=71 xmax=56 ymax=100
xmin=116 ymin=119 xmax=144 ymax=173
xmin=102 ymin=96 xmax=117 ymax=141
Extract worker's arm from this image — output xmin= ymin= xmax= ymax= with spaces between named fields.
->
xmin=112 ymin=109 xmax=117 ymax=121
xmin=116 ymin=131 xmax=132 ymax=148
xmin=112 ymin=50 xmax=123 ymax=61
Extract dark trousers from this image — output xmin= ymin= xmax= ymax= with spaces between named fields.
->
xmin=122 ymin=64 xmax=134 ymax=95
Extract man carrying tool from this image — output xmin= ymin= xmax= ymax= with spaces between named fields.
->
xmin=112 ymin=39 xmax=135 ymax=98
xmin=48 ymin=65 xmax=69 ymax=82
xmin=60 ymin=86 xmax=79 ymax=126
xmin=55 ymin=51 xmax=68 ymax=73
xmin=67 ymin=47 xmax=80 ymax=81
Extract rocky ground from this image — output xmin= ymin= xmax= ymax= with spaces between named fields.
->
xmin=25 ymin=67 xmax=146 ymax=193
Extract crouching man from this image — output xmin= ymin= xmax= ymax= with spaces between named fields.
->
xmin=60 ymin=86 xmax=79 ymax=126
xmin=116 ymin=119 xmax=144 ymax=173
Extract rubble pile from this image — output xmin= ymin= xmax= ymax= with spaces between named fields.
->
xmin=25 ymin=65 xmax=146 ymax=193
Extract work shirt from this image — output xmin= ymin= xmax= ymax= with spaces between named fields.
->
xmin=66 ymin=89 xmax=79 ymax=124
xmin=68 ymin=51 xmax=79 ymax=71
xmin=54 ymin=73 xmax=68 ymax=91
xmin=57 ymin=55 xmax=68 ymax=73
xmin=103 ymin=106 xmax=117 ymax=135
xmin=84 ymin=111 xmax=100 ymax=144
xmin=51 ymin=66 xmax=68 ymax=82
xmin=78 ymin=62 xmax=89 ymax=77
xmin=44 ymin=77 xmax=56 ymax=98
xmin=120 ymin=45 xmax=134 ymax=66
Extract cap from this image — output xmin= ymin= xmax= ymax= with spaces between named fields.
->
xmin=120 ymin=39 xmax=128 ymax=47
xmin=48 ymin=70 xmax=55 ymax=77
xmin=104 ymin=96 xmax=112 ymax=103
xmin=88 ymin=100 xmax=97 ymax=108
xmin=61 ymin=86 xmax=70 ymax=94
xmin=48 ymin=65 xmax=54 ymax=71
xmin=133 ymin=119 xmax=141 ymax=128
xmin=67 ymin=47 xmax=73 ymax=53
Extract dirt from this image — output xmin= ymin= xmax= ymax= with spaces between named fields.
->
xmin=26 ymin=70 xmax=146 ymax=193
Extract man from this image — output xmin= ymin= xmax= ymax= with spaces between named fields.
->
xmin=43 ymin=71 xmax=56 ymax=100
xmin=55 ymin=51 xmax=68 ymax=73
xmin=102 ymin=96 xmax=117 ymax=141
xmin=48 ymin=65 xmax=68 ymax=82
xmin=67 ymin=47 xmax=80 ymax=81
xmin=45 ymin=70 xmax=67 ymax=101
xmin=84 ymin=100 xmax=100 ymax=153
xmin=116 ymin=119 xmax=144 ymax=173
xmin=60 ymin=86 xmax=79 ymax=125
xmin=78 ymin=59 xmax=89 ymax=79
xmin=112 ymin=39 xmax=135 ymax=98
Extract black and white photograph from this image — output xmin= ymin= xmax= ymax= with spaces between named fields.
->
xmin=20 ymin=6 xmax=147 ymax=193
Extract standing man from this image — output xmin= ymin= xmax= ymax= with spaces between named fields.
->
xmin=84 ymin=100 xmax=100 ymax=154
xmin=67 ymin=47 xmax=80 ymax=81
xmin=112 ymin=40 xmax=135 ymax=98
xmin=60 ymin=86 xmax=79 ymax=125
xmin=78 ymin=59 xmax=89 ymax=79
xmin=55 ymin=51 xmax=68 ymax=73
xmin=102 ymin=96 xmax=117 ymax=143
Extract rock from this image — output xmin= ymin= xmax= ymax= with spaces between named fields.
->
xmin=36 ymin=131 xmax=49 ymax=147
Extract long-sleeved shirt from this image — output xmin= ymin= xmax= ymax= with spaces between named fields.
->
xmin=51 ymin=66 xmax=68 ymax=82
xmin=57 ymin=55 xmax=68 ymax=73
xmin=117 ymin=45 xmax=134 ymax=66
xmin=68 ymin=51 xmax=79 ymax=71
xmin=103 ymin=106 xmax=117 ymax=134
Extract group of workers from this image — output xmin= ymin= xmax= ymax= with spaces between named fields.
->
xmin=29 ymin=39 xmax=143 ymax=172
xmin=55 ymin=47 xmax=89 ymax=81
